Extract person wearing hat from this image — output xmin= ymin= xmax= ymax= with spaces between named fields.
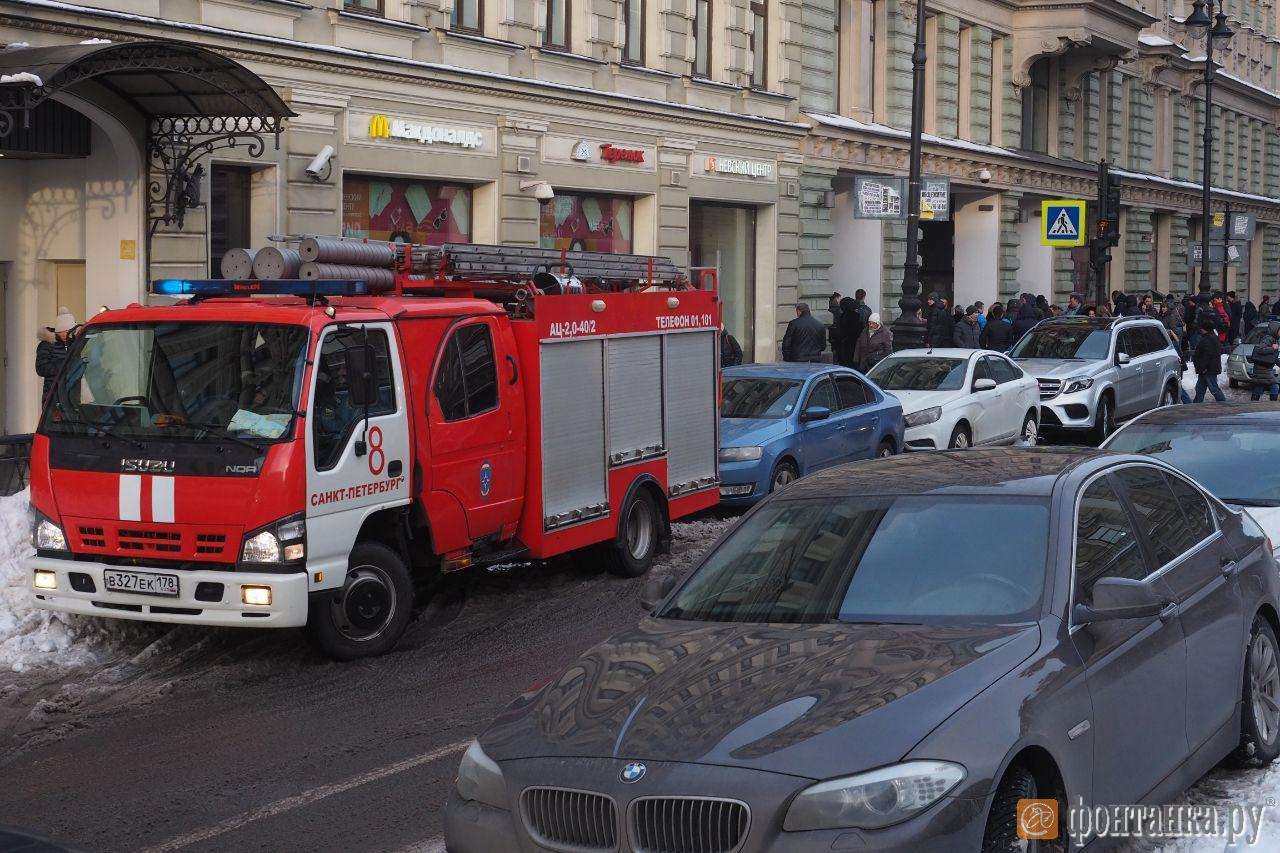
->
xmin=953 ymin=305 xmax=982 ymax=349
xmin=854 ymin=313 xmax=894 ymax=371
xmin=36 ymin=306 xmax=78 ymax=404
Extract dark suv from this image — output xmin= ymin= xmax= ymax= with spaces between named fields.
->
xmin=1011 ymin=316 xmax=1183 ymax=442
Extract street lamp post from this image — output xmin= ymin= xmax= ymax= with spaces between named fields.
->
xmin=891 ymin=0 xmax=929 ymax=350
xmin=1183 ymin=0 xmax=1233 ymax=296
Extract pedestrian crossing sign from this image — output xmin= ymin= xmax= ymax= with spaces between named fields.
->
xmin=1041 ymin=200 xmax=1087 ymax=247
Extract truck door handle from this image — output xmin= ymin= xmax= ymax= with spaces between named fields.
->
xmin=506 ymin=354 xmax=518 ymax=385
xmin=388 ymin=460 xmax=403 ymax=478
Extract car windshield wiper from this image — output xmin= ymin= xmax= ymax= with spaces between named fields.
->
xmin=187 ymin=422 xmax=265 ymax=454
xmin=52 ymin=400 xmax=146 ymax=449
xmin=1223 ymin=497 xmax=1280 ymax=508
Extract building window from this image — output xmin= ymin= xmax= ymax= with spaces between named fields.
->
xmin=1020 ymin=58 xmax=1050 ymax=153
xmin=623 ymin=0 xmax=644 ymax=64
xmin=343 ymin=0 xmax=382 ymax=15
xmin=540 ymin=193 xmax=634 ymax=253
xmin=210 ymin=165 xmax=252 ymax=275
xmin=750 ymin=1 xmax=767 ymax=88
xmin=545 ymin=0 xmax=569 ymax=49
xmin=342 ymin=175 xmax=473 ymax=244
xmin=451 ymin=0 xmax=482 ymax=32
xmin=690 ymin=202 xmax=757 ymax=360
xmin=693 ymin=0 xmax=711 ymax=77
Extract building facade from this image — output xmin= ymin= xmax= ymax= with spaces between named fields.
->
xmin=0 ymin=0 xmax=809 ymax=433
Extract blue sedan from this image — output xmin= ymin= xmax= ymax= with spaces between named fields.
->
xmin=718 ymin=363 xmax=905 ymax=505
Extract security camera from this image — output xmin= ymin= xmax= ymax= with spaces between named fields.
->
xmin=978 ymin=168 xmax=992 ymax=184
xmin=521 ymin=180 xmax=555 ymax=203
xmin=306 ymin=145 xmax=335 ymax=181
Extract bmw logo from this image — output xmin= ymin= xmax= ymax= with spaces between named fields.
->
xmin=621 ymin=762 xmax=646 ymax=783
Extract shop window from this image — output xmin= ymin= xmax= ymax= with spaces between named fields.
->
xmin=343 ymin=0 xmax=382 ymax=15
xmin=750 ymin=1 xmax=767 ymax=88
xmin=539 ymin=193 xmax=634 ymax=254
xmin=545 ymin=0 xmax=569 ymax=49
xmin=313 ymin=329 xmax=396 ymax=471
xmin=342 ymin=176 xmax=473 ymax=244
xmin=1020 ymin=58 xmax=1051 ymax=153
xmin=434 ymin=324 xmax=499 ymax=422
xmin=210 ymin=165 xmax=252 ymax=275
xmin=691 ymin=202 xmax=757 ymax=362
xmin=623 ymin=0 xmax=645 ymax=64
xmin=451 ymin=0 xmax=482 ymax=32
xmin=693 ymin=0 xmax=711 ymax=77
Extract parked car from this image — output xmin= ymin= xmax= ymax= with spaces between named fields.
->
xmin=1011 ymin=315 xmax=1183 ymax=442
xmin=1104 ymin=402 xmax=1280 ymax=543
xmin=865 ymin=348 xmax=1039 ymax=450
xmin=716 ymin=364 xmax=904 ymax=506
xmin=1228 ymin=324 xmax=1280 ymax=388
xmin=445 ymin=448 xmax=1280 ymax=852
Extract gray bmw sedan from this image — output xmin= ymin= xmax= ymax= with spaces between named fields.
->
xmin=445 ymin=448 xmax=1280 ymax=852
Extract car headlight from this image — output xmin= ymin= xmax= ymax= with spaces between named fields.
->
xmin=719 ymin=446 xmax=764 ymax=463
xmin=240 ymin=512 xmax=306 ymax=563
xmin=903 ymin=407 xmax=942 ymax=428
xmin=455 ymin=740 xmax=508 ymax=810
xmin=783 ymin=761 xmax=966 ymax=831
xmin=31 ymin=509 xmax=68 ymax=551
xmin=1062 ymin=376 xmax=1094 ymax=395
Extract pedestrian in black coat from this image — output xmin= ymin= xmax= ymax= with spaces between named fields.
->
xmin=720 ymin=327 xmax=743 ymax=367
xmin=953 ymin=307 xmax=982 ymax=348
xmin=834 ymin=296 xmax=864 ymax=367
xmin=1244 ymin=299 xmax=1260 ymax=335
xmin=980 ymin=304 xmax=1015 ymax=351
xmin=1192 ymin=320 xmax=1226 ymax=403
xmin=1226 ymin=292 xmax=1243 ymax=343
xmin=1012 ymin=295 xmax=1041 ymax=341
xmin=36 ymin=306 xmax=78 ymax=405
xmin=781 ymin=303 xmax=827 ymax=362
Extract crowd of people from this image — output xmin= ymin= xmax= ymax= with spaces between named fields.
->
xmin=774 ymin=287 xmax=1280 ymax=404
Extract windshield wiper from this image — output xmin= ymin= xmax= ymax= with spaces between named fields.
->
xmin=51 ymin=400 xmax=146 ymax=449
xmin=1222 ymin=497 xmax=1280 ymax=508
xmin=188 ymin=422 xmax=265 ymax=454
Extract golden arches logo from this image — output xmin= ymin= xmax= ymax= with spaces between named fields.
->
xmin=369 ymin=114 xmax=391 ymax=138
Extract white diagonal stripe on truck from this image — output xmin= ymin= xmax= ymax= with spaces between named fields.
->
xmin=152 ymin=475 xmax=175 ymax=522
xmin=139 ymin=739 xmax=470 ymax=852
xmin=119 ymin=474 xmax=141 ymax=521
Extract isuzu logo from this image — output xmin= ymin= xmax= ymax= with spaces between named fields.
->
xmin=121 ymin=459 xmax=175 ymax=473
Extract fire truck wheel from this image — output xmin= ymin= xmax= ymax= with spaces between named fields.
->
xmin=304 ymin=542 xmax=413 ymax=661
xmin=605 ymin=489 xmax=661 ymax=578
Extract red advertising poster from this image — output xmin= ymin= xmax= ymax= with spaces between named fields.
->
xmin=539 ymin=192 xmax=633 ymax=253
xmin=342 ymin=176 xmax=472 ymax=244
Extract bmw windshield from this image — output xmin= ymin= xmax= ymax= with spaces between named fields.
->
xmin=660 ymin=496 xmax=1049 ymax=624
xmin=1011 ymin=326 xmax=1111 ymax=360
xmin=40 ymin=323 xmax=310 ymax=444
xmin=1106 ymin=423 xmax=1280 ymax=507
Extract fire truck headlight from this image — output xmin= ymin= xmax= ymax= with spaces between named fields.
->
xmin=241 ymin=585 xmax=272 ymax=606
xmin=242 ymin=530 xmax=281 ymax=563
xmin=34 ymin=517 xmax=68 ymax=551
xmin=33 ymin=570 xmax=58 ymax=590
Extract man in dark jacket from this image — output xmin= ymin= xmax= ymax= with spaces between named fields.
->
xmin=926 ymin=294 xmax=955 ymax=348
xmin=36 ymin=306 xmax=78 ymax=404
xmin=781 ymin=302 xmax=827 ymax=362
xmin=720 ymin=326 xmax=743 ymax=367
xmin=1248 ymin=321 xmax=1280 ymax=402
xmin=1244 ymin=298 xmax=1260 ymax=335
xmin=953 ymin=306 xmax=982 ymax=348
xmin=1012 ymin=294 xmax=1041 ymax=341
xmin=1226 ymin=292 xmax=1243 ymax=343
xmin=1192 ymin=318 xmax=1226 ymax=402
xmin=834 ymin=295 xmax=866 ymax=367
xmin=980 ymin=304 xmax=1015 ymax=351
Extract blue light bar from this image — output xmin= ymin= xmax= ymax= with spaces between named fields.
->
xmin=150 ymin=279 xmax=370 ymax=297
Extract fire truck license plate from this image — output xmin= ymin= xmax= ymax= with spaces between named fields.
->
xmin=103 ymin=569 xmax=179 ymax=597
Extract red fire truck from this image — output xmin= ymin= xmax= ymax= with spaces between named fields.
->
xmin=26 ymin=241 xmax=720 ymax=659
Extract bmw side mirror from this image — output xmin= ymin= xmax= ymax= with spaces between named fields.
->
xmin=1116 ymin=352 xmax=1132 ymax=366
xmin=800 ymin=405 xmax=831 ymax=422
xmin=641 ymin=575 xmax=677 ymax=611
xmin=973 ymin=378 xmax=997 ymax=392
xmin=1073 ymin=577 xmax=1166 ymax=624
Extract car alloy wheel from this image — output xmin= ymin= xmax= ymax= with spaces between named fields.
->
xmin=772 ymin=463 xmax=798 ymax=491
xmin=878 ymin=440 xmax=894 ymax=458
xmin=1160 ymin=384 xmax=1175 ymax=407
xmin=949 ymin=426 xmax=971 ymax=450
xmin=1021 ymin=415 xmax=1038 ymax=445
xmin=1250 ymin=629 xmax=1280 ymax=747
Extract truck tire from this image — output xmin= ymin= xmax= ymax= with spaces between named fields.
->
xmin=304 ymin=541 xmax=413 ymax=661
xmin=605 ymin=488 xmax=661 ymax=578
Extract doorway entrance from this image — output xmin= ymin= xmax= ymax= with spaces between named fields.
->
xmin=690 ymin=202 xmax=757 ymax=360
xmin=919 ymin=220 xmax=955 ymax=307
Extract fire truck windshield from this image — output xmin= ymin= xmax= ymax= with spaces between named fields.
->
xmin=41 ymin=322 xmax=309 ymax=445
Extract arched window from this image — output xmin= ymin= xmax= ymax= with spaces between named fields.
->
xmin=1020 ymin=58 xmax=1051 ymax=152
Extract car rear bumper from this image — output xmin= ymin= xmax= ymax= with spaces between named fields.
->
xmin=27 ymin=555 xmax=309 ymax=628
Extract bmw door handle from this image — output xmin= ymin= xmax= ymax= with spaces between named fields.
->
xmin=1220 ymin=558 xmax=1239 ymax=577
xmin=1159 ymin=602 xmax=1179 ymax=622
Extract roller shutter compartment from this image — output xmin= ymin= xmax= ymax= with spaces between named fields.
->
xmin=607 ymin=335 xmax=664 ymax=465
xmin=540 ymin=339 xmax=609 ymax=529
xmin=663 ymin=330 xmax=718 ymax=496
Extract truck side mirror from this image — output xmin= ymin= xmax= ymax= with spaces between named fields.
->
xmin=346 ymin=344 xmax=377 ymax=408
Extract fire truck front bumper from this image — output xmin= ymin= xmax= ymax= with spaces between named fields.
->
xmin=26 ymin=556 xmax=309 ymax=628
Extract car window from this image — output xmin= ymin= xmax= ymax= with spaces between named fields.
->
xmin=1103 ymin=423 xmax=1280 ymax=506
xmin=1167 ymin=474 xmax=1217 ymax=544
xmin=1143 ymin=327 xmax=1171 ymax=354
xmin=867 ymin=357 xmax=968 ymax=391
xmin=434 ymin=323 xmax=499 ymax=422
xmin=805 ymin=377 xmax=839 ymax=412
xmin=313 ymin=328 xmax=396 ymax=471
xmin=1011 ymin=326 xmax=1112 ymax=360
xmin=972 ymin=358 xmax=993 ymax=384
xmin=1117 ymin=328 xmax=1142 ymax=357
xmin=1075 ymin=475 xmax=1150 ymax=606
xmin=1114 ymin=467 xmax=1202 ymax=567
xmin=989 ymin=357 xmax=1019 ymax=384
xmin=721 ymin=378 xmax=803 ymax=419
xmin=834 ymin=375 xmax=872 ymax=410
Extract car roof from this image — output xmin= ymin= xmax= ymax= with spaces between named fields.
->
xmin=879 ymin=348 xmax=984 ymax=360
xmin=780 ymin=447 xmax=1117 ymax=498
xmin=723 ymin=363 xmax=853 ymax=380
xmin=1038 ymin=316 xmax=1157 ymax=329
xmin=1121 ymin=402 xmax=1280 ymax=428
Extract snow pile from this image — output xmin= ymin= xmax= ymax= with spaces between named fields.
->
xmin=0 ymin=489 xmax=141 ymax=674
xmin=1124 ymin=763 xmax=1280 ymax=852
xmin=0 ymin=72 xmax=43 ymax=86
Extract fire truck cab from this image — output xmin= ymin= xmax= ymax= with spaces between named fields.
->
xmin=27 ymin=245 xmax=720 ymax=659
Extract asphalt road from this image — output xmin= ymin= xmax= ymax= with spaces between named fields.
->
xmin=0 ymin=519 xmax=730 ymax=853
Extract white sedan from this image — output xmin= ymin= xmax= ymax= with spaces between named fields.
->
xmin=865 ymin=348 xmax=1041 ymax=450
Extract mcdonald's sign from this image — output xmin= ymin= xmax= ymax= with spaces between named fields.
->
xmin=369 ymin=114 xmax=391 ymax=138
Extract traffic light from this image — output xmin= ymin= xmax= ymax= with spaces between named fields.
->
xmin=1089 ymin=236 xmax=1113 ymax=269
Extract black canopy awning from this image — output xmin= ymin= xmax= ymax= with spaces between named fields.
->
xmin=0 ymin=39 xmax=294 ymax=123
